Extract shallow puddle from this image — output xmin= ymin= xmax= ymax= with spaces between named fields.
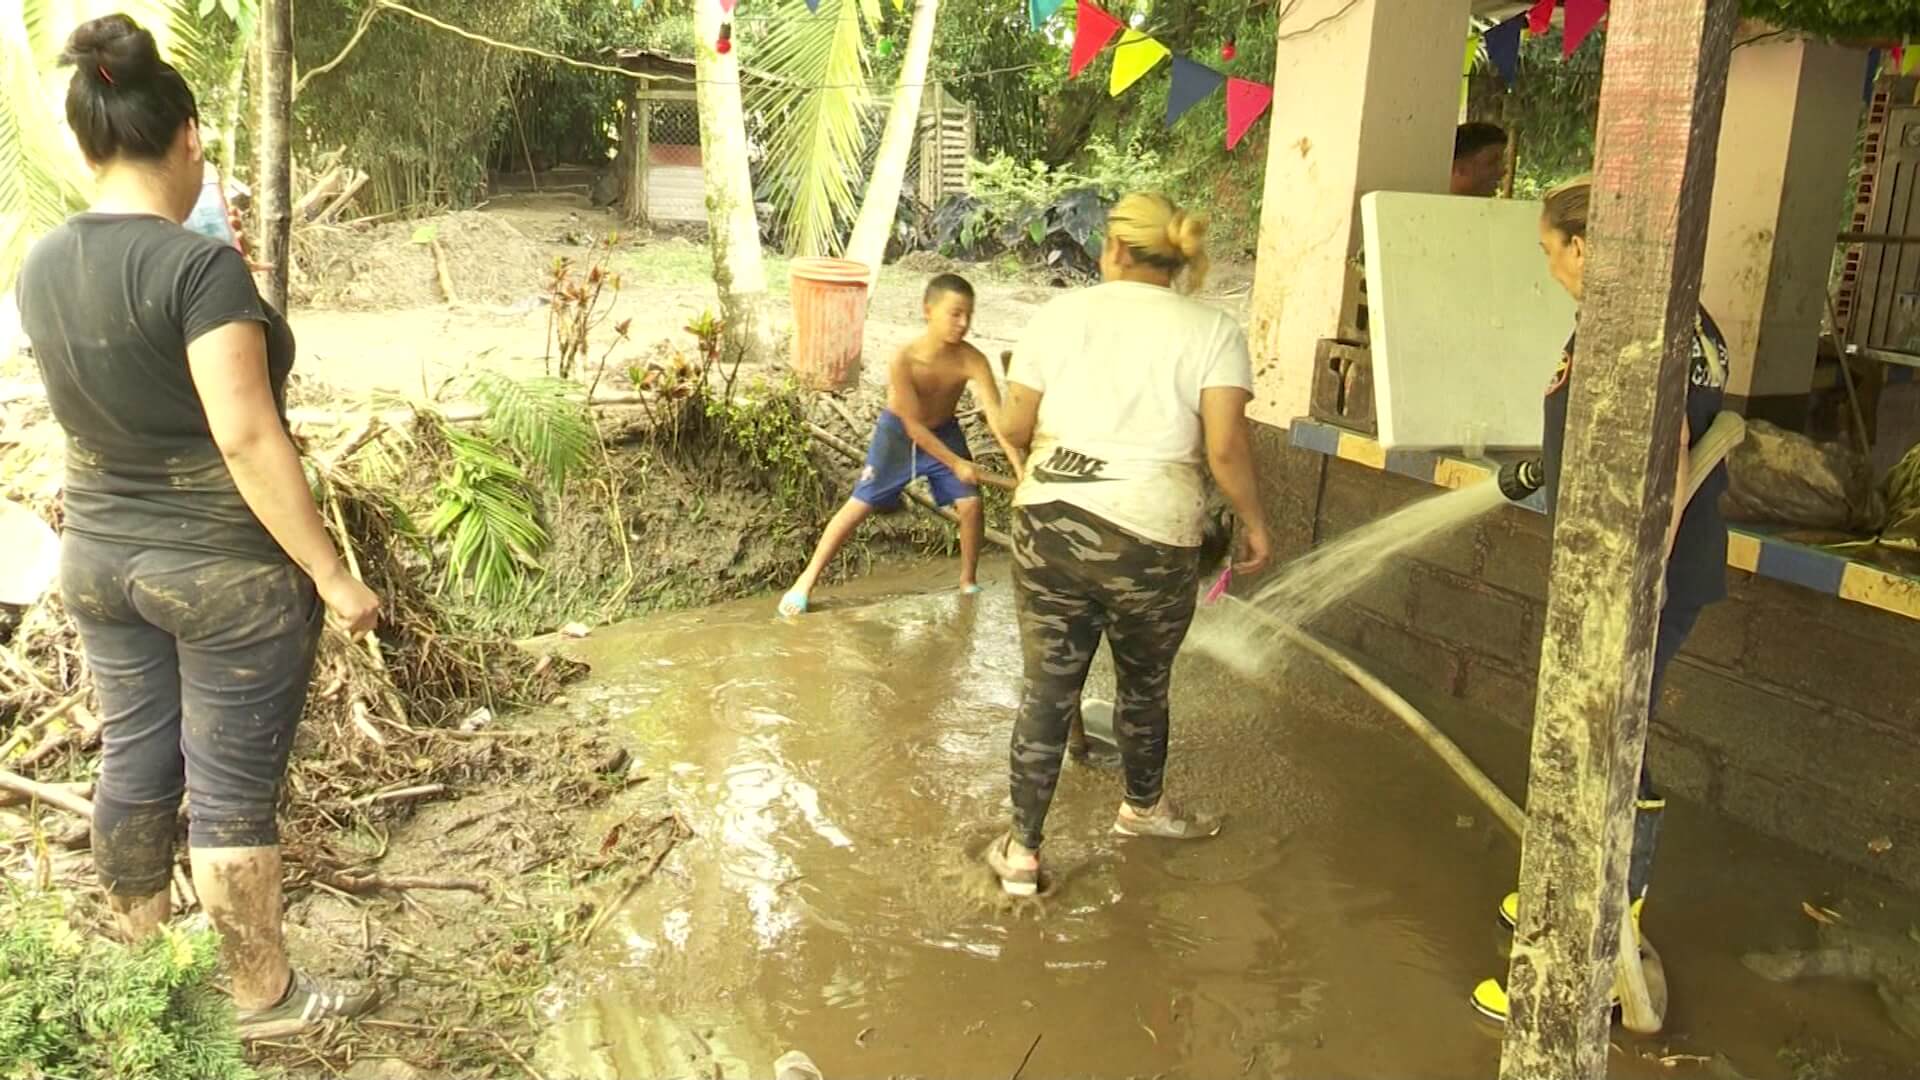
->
xmin=535 ymin=562 xmax=1919 ymax=1080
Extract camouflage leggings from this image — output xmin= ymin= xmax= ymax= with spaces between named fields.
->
xmin=1009 ymin=501 xmax=1199 ymax=850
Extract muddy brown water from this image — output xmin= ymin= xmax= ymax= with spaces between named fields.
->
xmin=532 ymin=562 xmax=1918 ymax=1080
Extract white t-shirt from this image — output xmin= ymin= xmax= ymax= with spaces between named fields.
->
xmin=1009 ymin=281 xmax=1254 ymax=547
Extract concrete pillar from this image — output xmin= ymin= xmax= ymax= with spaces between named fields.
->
xmin=1700 ymin=33 xmax=1864 ymax=429
xmin=1245 ymin=0 xmax=1472 ymax=428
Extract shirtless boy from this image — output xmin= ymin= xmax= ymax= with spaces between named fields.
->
xmin=779 ymin=274 xmax=1022 ymax=615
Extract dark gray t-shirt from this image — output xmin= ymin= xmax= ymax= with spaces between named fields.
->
xmin=18 ymin=213 xmax=296 ymax=561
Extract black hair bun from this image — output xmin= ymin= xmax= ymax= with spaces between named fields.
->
xmin=59 ymin=14 xmax=163 ymax=88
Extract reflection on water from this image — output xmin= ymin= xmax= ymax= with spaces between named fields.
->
xmin=538 ymin=563 xmax=1920 ymax=1080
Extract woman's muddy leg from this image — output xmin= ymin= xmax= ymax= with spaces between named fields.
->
xmin=191 ymin=846 xmax=291 ymax=1008
xmin=1009 ymin=509 xmax=1105 ymax=852
xmin=64 ymin=540 xmax=188 ymax=942
xmin=166 ymin=558 xmax=322 ymax=1006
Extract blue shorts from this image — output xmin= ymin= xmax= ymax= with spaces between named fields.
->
xmin=852 ymin=410 xmax=977 ymax=508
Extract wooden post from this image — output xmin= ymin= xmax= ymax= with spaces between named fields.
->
xmin=1498 ymin=2 xmax=1737 ymax=1078
xmin=637 ymin=85 xmax=652 ymax=225
xmin=254 ymin=0 xmax=293 ymax=313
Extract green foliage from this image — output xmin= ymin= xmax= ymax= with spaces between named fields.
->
xmin=752 ymin=0 xmax=874 ymax=256
xmin=1742 ymin=0 xmax=1920 ymax=38
xmin=1469 ymin=27 xmax=1603 ymax=198
xmin=425 ymin=372 xmax=594 ymax=603
xmin=0 ymin=887 xmax=256 ymax=1080
xmin=470 ymin=371 xmax=595 ymax=489
xmin=292 ymin=0 xmax=662 ymax=215
xmin=702 ymin=383 xmax=823 ymax=512
xmin=427 ymin=424 xmax=551 ymax=604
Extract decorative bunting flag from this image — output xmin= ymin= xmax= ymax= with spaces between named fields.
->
xmin=719 ymin=0 xmax=735 ymax=12
xmin=1110 ymin=30 xmax=1170 ymax=96
xmin=1068 ymin=0 xmax=1125 ymax=79
xmin=1485 ymin=15 xmax=1523 ymax=88
xmin=1028 ymin=0 xmax=1064 ymax=30
xmin=803 ymin=0 xmax=819 ymax=11
xmin=1562 ymin=0 xmax=1605 ymax=58
xmin=1224 ymin=77 xmax=1273 ymax=150
xmin=1165 ymin=55 xmax=1225 ymax=128
xmin=1866 ymin=48 xmax=1881 ymax=103
xmin=1905 ymin=43 xmax=1920 ymax=74
xmin=1527 ymin=0 xmax=1554 ymax=36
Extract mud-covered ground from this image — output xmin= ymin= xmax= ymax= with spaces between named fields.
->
xmin=334 ymin=563 xmax=1920 ymax=1080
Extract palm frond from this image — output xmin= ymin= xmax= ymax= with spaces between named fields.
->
xmin=469 ymin=371 xmax=595 ymax=491
xmin=753 ymin=0 xmax=872 ymax=257
xmin=428 ymin=425 xmax=551 ymax=604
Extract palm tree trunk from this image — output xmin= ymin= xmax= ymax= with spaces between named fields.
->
xmin=845 ymin=0 xmax=939 ymax=286
xmin=694 ymin=3 xmax=777 ymax=363
xmin=255 ymin=0 xmax=292 ymax=312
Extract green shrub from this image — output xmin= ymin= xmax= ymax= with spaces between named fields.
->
xmin=0 ymin=887 xmax=256 ymax=1080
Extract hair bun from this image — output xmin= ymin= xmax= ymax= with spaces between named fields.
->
xmin=1165 ymin=209 xmax=1210 ymax=260
xmin=60 ymin=14 xmax=163 ymax=87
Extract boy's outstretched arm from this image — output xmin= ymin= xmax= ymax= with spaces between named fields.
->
xmin=888 ymin=350 xmax=980 ymax=484
xmin=966 ymin=349 xmax=1026 ymax=481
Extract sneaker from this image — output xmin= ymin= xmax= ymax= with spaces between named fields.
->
xmin=1469 ymin=975 xmax=1621 ymax=1024
xmin=235 ymin=969 xmax=381 ymax=1040
xmin=986 ymin=833 xmax=1040 ymax=897
xmin=1113 ymin=799 xmax=1221 ymax=840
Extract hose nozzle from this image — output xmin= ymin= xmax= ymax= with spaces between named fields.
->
xmin=1498 ymin=459 xmax=1544 ymax=502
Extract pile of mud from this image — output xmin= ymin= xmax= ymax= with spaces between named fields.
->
xmin=291 ymin=210 xmax=554 ymax=311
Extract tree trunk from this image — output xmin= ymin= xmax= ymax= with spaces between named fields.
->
xmin=845 ymin=0 xmax=940 ymax=287
xmin=254 ymin=0 xmax=293 ymax=313
xmin=1497 ymin=1 xmax=1738 ymax=1077
xmin=693 ymin=4 xmax=777 ymax=364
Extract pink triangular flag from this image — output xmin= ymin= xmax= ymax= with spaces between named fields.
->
xmin=719 ymin=0 xmax=736 ymax=12
xmin=1225 ymin=77 xmax=1273 ymax=150
xmin=1069 ymin=0 xmax=1125 ymax=79
xmin=1562 ymin=0 xmax=1606 ymax=58
xmin=1527 ymin=0 xmax=1555 ymax=36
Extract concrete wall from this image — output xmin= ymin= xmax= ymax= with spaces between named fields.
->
xmin=1700 ymin=36 xmax=1864 ymax=429
xmin=1266 ymin=445 xmax=1920 ymax=889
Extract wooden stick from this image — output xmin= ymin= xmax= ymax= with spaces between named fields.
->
xmin=0 ymin=768 xmax=95 ymax=819
xmin=0 ymin=780 xmax=91 ymax=809
xmin=321 ymin=872 xmax=488 ymax=896
xmin=430 ymin=237 xmax=460 ymax=305
xmin=350 ymin=783 xmax=447 ymax=807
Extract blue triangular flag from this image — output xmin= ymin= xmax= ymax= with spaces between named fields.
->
xmin=1028 ymin=0 xmax=1065 ymax=30
xmin=804 ymin=0 xmax=820 ymax=11
xmin=1165 ymin=55 xmax=1226 ymax=129
xmin=1485 ymin=16 xmax=1522 ymax=88
xmin=1866 ymin=48 xmax=1881 ymax=102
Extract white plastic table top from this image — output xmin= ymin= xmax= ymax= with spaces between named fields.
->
xmin=1360 ymin=191 xmax=1577 ymax=451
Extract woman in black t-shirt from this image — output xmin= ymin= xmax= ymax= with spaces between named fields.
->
xmin=1472 ymin=177 xmax=1731 ymax=1023
xmin=17 ymin=15 xmax=379 ymax=1037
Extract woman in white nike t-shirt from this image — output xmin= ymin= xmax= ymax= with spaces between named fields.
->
xmin=983 ymin=193 xmax=1274 ymax=896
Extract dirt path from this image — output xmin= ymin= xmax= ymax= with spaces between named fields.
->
xmin=285 ymin=193 xmax=1253 ymax=405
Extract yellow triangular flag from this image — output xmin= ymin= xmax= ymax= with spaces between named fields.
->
xmin=1109 ymin=30 xmax=1170 ymax=97
xmin=1905 ymin=42 xmax=1919 ymax=75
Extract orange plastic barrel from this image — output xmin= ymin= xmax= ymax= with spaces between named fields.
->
xmin=788 ymin=257 xmax=871 ymax=391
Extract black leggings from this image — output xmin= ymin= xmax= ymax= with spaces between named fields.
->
xmin=61 ymin=534 xmax=321 ymax=896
